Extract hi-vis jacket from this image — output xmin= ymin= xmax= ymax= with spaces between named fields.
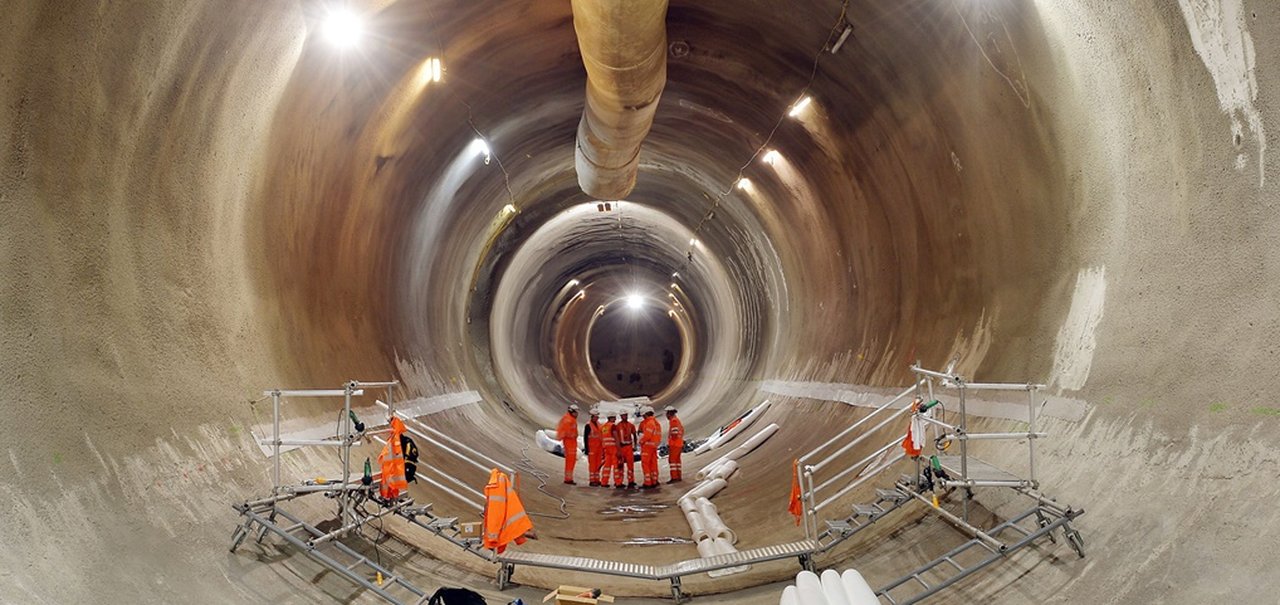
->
xmin=482 ymin=469 xmax=532 ymax=554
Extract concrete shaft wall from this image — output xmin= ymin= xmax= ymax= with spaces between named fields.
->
xmin=0 ymin=0 xmax=1276 ymax=603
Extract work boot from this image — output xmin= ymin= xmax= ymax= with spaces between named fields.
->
xmin=667 ymin=478 xmax=681 ymax=484
xmin=628 ymin=482 xmax=637 ymax=489
xmin=564 ymin=480 xmax=576 ymax=485
xmin=589 ymin=481 xmax=600 ymax=487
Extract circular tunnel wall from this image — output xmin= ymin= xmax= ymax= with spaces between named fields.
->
xmin=1 ymin=0 xmax=1277 ymax=603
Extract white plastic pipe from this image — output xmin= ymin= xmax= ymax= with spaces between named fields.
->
xmin=795 ymin=571 xmax=830 ymax=605
xmin=685 ymin=510 xmax=711 ymax=543
xmin=840 ymin=569 xmax=878 ymax=605
xmin=678 ymin=477 xmax=727 ymax=503
xmin=679 ymin=497 xmax=698 ymax=515
xmin=726 ymin=423 xmax=779 ymax=460
xmin=695 ymin=497 xmax=736 ymax=544
xmin=706 ymin=538 xmax=750 ymax=577
xmin=820 ymin=570 xmax=852 ymax=605
xmin=780 ymin=585 xmax=800 ymax=605
xmin=695 ymin=459 xmax=725 ymax=481
xmin=694 ymin=401 xmax=771 ymax=455
xmin=709 ymin=459 xmax=739 ymax=482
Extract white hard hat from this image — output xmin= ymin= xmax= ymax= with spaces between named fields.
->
xmin=642 ymin=406 xmax=655 ymax=415
xmin=589 ymin=406 xmax=600 ymax=415
xmin=568 ymin=404 xmax=579 ymax=411
xmin=664 ymin=405 xmax=677 ymax=412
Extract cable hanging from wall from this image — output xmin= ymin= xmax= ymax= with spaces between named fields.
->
xmin=671 ymin=0 xmax=852 ymax=278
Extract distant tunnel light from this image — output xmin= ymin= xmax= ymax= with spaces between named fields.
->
xmin=626 ymin=294 xmax=645 ymax=310
xmin=788 ymin=95 xmax=813 ymax=118
xmin=762 ymin=150 xmax=781 ymax=165
xmin=429 ymin=57 xmax=442 ymax=82
xmin=567 ymin=279 xmax=580 ymax=288
xmin=321 ymin=8 xmax=364 ymax=49
xmin=736 ymin=177 xmax=752 ymax=191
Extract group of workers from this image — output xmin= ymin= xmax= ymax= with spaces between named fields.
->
xmin=556 ymin=403 xmax=684 ymax=489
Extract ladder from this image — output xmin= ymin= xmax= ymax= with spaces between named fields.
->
xmin=875 ymin=499 xmax=1085 ymax=604
xmin=816 ymin=486 xmax=913 ymax=552
xmin=231 ymin=502 xmax=429 ymax=604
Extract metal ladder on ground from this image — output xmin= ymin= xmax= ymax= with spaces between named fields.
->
xmin=875 ymin=480 xmax=1085 ymax=604
xmin=231 ymin=501 xmax=430 ymax=604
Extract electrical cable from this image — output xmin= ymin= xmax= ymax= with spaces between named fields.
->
xmin=673 ymin=0 xmax=852 ymax=275
xmin=513 ymin=444 xmax=571 ymax=520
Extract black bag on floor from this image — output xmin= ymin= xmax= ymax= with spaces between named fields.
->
xmin=426 ymin=587 xmax=486 ymax=605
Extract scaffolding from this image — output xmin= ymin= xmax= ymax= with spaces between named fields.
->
xmin=796 ymin=364 xmax=1086 ymax=604
xmin=229 ymin=379 xmax=512 ymax=605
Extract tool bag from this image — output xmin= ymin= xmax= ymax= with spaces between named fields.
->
xmin=426 ymin=587 xmax=487 ymax=605
xmin=401 ymin=434 xmax=420 ymax=483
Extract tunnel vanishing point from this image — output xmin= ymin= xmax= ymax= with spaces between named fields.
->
xmin=1 ymin=0 xmax=1278 ymax=603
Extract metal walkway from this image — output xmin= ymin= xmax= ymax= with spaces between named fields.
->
xmin=495 ymin=539 xmax=819 ymax=602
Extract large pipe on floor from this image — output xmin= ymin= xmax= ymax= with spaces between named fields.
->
xmin=570 ymin=0 xmax=669 ymax=199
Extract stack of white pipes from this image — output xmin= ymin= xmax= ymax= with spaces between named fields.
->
xmin=678 ymin=422 xmax=780 ymax=577
xmin=778 ymin=570 xmax=878 ymax=605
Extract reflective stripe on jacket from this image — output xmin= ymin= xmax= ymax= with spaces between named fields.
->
xmin=482 ymin=468 xmax=533 ymax=554
xmin=378 ymin=417 xmax=409 ymax=499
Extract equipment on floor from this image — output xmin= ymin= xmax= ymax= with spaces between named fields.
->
xmin=542 ymin=585 xmax=614 ymax=604
xmin=427 ymin=587 xmax=488 ymax=605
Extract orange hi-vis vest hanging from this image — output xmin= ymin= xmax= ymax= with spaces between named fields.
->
xmin=379 ymin=417 xmax=409 ymax=499
xmin=789 ymin=459 xmax=804 ymax=525
xmin=483 ymin=469 xmax=533 ymax=554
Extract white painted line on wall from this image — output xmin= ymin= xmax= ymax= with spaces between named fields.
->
xmin=1178 ymin=0 xmax=1267 ymax=186
xmin=759 ymin=380 xmax=1089 ymax=423
xmin=253 ymin=390 xmax=482 ymax=457
xmin=1049 ymin=266 xmax=1107 ymax=392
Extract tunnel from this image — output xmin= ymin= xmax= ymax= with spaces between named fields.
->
xmin=1 ymin=0 xmax=1277 ymax=603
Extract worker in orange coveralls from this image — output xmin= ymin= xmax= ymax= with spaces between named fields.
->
xmin=557 ymin=403 xmax=580 ymax=484
xmin=665 ymin=405 xmax=684 ymax=483
xmin=600 ymin=412 xmax=618 ymax=488
xmin=639 ymin=406 xmax=662 ymax=489
xmin=584 ymin=407 xmax=604 ymax=486
xmin=614 ymin=411 xmax=637 ymax=489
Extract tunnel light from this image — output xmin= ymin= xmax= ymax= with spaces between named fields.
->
xmin=429 ymin=57 xmax=442 ymax=82
xmin=626 ymin=294 xmax=645 ymax=310
xmin=671 ymin=272 xmax=679 ymax=279
xmin=788 ymin=95 xmax=813 ymax=118
xmin=469 ymin=138 xmax=492 ymax=164
xmin=502 ymin=203 xmax=517 ymax=214
xmin=670 ymin=283 xmax=679 ymax=289
xmin=415 ymin=57 xmax=444 ymax=88
xmin=576 ymin=290 xmax=587 ymax=299
xmin=567 ymin=279 xmax=580 ymax=288
xmin=736 ymin=177 xmax=753 ymax=190
xmin=689 ymin=238 xmax=699 ymax=247
xmin=762 ymin=150 xmax=781 ymax=165
xmin=321 ymin=8 xmax=364 ymax=49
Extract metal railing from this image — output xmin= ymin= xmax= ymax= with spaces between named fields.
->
xmin=796 ymin=381 xmax=925 ymax=540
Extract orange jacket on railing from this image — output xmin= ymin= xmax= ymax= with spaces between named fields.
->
xmin=482 ymin=468 xmax=533 ymax=554
xmin=378 ymin=417 xmax=409 ymax=500
xmin=789 ymin=459 xmax=803 ymax=525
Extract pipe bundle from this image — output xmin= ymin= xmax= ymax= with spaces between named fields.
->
xmin=780 ymin=570 xmax=878 ymax=605
xmin=678 ymin=422 xmax=780 ymax=577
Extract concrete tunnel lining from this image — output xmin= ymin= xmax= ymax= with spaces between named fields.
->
xmin=1 ymin=0 xmax=1278 ymax=603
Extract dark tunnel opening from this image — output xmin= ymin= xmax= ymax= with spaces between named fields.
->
xmin=588 ymin=299 xmax=684 ymax=398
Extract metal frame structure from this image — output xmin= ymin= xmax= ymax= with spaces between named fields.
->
xmin=229 ymin=366 xmax=1083 ymax=605
xmin=794 ymin=364 xmax=1086 ymax=604
xmin=230 ymin=379 xmax=514 ymax=605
